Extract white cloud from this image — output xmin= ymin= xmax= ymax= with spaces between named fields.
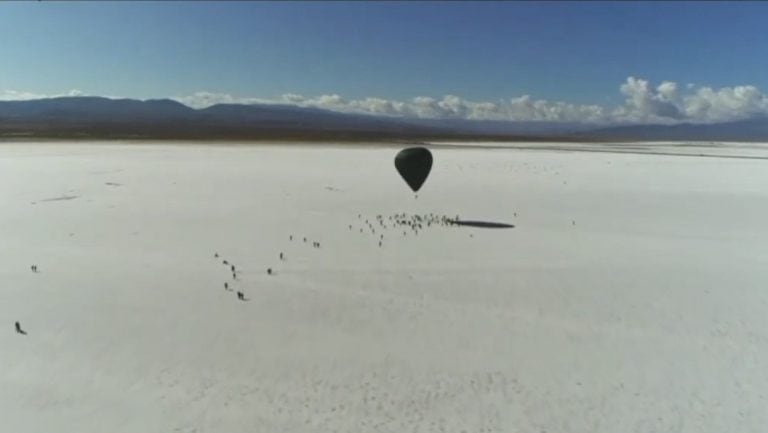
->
xmin=173 ymin=91 xmax=611 ymax=123
xmin=612 ymin=77 xmax=768 ymax=124
xmin=5 ymin=78 xmax=768 ymax=125
xmin=683 ymin=85 xmax=768 ymax=122
xmin=0 ymin=89 xmax=84 ymax=101
xmin=172 ymin=91 xmax=271 ymax=108
xmin=612 ymin=77 xmax=684 ymax=123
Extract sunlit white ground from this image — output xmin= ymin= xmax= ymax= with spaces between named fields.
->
xmin=2 ymin=141 xmax=767 ymax=433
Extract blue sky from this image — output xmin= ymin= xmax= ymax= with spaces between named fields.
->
xmin=2 ymin=1 xmax=768 ymax=123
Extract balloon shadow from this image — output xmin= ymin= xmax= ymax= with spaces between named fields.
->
xmin=448 ymin=220 xmax=515 ymax=229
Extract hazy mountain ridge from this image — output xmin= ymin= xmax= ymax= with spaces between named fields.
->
xmin=0 ymin=97 xmax=445 ymax=139
xmin=582 ymin=117 xmax=768 ymax=141
xmin=1 ymin=96 xmax=767 ymax=141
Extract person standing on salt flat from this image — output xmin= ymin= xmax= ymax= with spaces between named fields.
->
xmin=15 ymin=321 xmax=26 ymax=335
xmin=224 ymin=282 xmax=229 ymax=291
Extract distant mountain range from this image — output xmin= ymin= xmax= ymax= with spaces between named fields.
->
xmin=580 ymin=117 xmax=768 ymax=141
xmin=0 ymin=97 xmax=437 ymax=140
xmin=0 ymin=96 xmax=767 ymax=141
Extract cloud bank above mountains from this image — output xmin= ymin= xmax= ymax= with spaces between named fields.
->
xmin=175 ymin=77 xmax=768 ymax=125
xmin=3 ymin=77 xmax=768 ymax=125
xmin=0 ymin=89 xmax=85 ymax=101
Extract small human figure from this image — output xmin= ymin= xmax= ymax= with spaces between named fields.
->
xmin=289 ymin=235 xmax=293 ymax=241
xmin=231 ymin=265 xmax=235 ymax=272
xmin=237 ymin=291 xmax=244 ymax=301
xmin=223 ymin=260 xmax=228 ymax=265
xmin=15 ymin=321 xmax=25 ymax=335
xmin=267 ymin=268 xmax=273 ymax=275
xmin=279 ymin=252 xmax=284 ymax=260
xmin=232 ymin=272 xmax=237 ymax=280
xmin=224 ymin=282 xmax=229 ymax=290
xmin=214 ymin=253 xmax=219 ymax=258
xmin=303 ymin=237 xmax=307 ymax=243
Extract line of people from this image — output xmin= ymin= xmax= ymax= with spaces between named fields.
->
xmin=213 ymin=232 xmax=324 ymax=303
xmin=215 ymin=253 xmax=247 ymax=301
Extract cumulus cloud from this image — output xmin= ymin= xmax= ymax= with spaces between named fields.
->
xmin=612 ymin=77 xmax=684 ymax=123
xmin=613 ymin=77 xmax=768 ymax=124
xmin=0 ymin=89 xmax=84 ymax=100
xmin=683 ymin=85 xmax=768 ymax=122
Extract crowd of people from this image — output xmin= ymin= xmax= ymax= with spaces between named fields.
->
xmin=14 ymin=211 xmax=471 ymax=334
xmin=348 ymin=212 xmax=461 ymax=248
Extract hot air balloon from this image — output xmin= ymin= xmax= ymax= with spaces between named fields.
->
xmin=394 ymin=147 xmax=433 ymax=192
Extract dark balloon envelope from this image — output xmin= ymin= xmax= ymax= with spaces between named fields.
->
xmin=394 ymin=147 xmax=433 ymax=192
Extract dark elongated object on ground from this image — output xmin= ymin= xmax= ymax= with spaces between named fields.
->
xmin=395 ymin=147 xmax=433 ymax=192
xmin=447 ymin=219 xmax=515 ymax=228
